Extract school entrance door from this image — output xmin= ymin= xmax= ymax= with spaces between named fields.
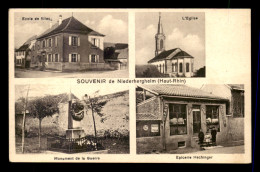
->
xmin=192 ymin=106 xmax=201 ymax=134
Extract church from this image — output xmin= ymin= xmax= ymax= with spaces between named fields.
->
xmin=148 ymin=13 xmax=194 ymax=77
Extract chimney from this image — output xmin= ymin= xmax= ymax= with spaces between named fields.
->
xmin=58 ymin=15 xmax=62 ymax=25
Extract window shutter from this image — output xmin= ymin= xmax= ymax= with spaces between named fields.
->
xmin=78 ymin=37 xmax=80 ymax=46
xmin=89 ymin=54 xmax=91 ymax=63
xmin=55 ymin=37 xmax=58 ymax=46
xmin=69 ymin=36 xmax=71 ymax=45
xmin=58 ymin=54 xmax=60 ymax=62
xmin=97 ymin=39 xmax=100 ymax=47
xmin=51 ymin=38 xmax=53 ymax=47
xmin=69 ymin=54 xmax=71 ymax=62
xmin=78 ymin=54 xmax=80 ymax=62
xmin=97 ymin=55 xmax=99 ymax=63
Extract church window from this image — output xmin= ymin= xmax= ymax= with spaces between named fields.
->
xmin=160 ymin=39 xmax=163 ymax=49
xmin=163 ymin=64 xmax=165 ymax=73
xmin=179 ymin=63 xmax=183 ymax=73
xmin=186 ymin=63 xmax=190 ymax=72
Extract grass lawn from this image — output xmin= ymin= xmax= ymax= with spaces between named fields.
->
xmin=15 ymin=135 xmax=129 ymax=154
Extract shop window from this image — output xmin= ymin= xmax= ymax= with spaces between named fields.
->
xmin=169 ymin=104 xmax=187 ymax=135
xmin=206 ymin=106 xmax=220 ymax=132
xmin=136 ymin=121 xmax=160 ymax=137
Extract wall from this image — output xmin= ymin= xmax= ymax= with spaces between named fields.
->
xmin=15 ymin=91 xmax=129 ymax=137
xmin=150 ymin=61 xmax=166 ymax=74
xmin=63 ymin=33 xmax=104 ymax=63
xmin=137 ymin=136 xmax=163 ymax=153
xmin=136 ymin=97 xmax=163 ymax=152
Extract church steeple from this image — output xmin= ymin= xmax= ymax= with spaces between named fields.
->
xmin=155 ymin=12 xmax=165 ymax=56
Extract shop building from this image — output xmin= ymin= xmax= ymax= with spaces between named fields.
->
xmin=136 ymin=84 xmax=243 ymax=153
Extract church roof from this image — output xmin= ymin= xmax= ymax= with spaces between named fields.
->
xmin=148 ymin=48 xmax=194 ymax=63
xmin=37 ymin=16 xmax=104 ymax=39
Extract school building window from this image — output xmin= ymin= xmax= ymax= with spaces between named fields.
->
xmin=91 ymin=38 xmax=100 ymax=47
xmin=169 ymin=104 xmax=187 ymax=135
xmin=69 ymin=36 xmax=80 ymax=46
xmin=206 ymin=106 xmax=220 ymax=132
xmin=48 ymin=54 xmax=52 ymax=62
xmin=89 ymin=54 xmax=99 ymax=63
xmin=71 ymin=54 xmax=77 ymax=62
xmin=136 ymin=121 xmax=160 ymax=137
xmin=72 ymin=36 xmax=77 ymax=46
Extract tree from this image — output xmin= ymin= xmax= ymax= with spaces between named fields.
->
xmin=194 ymin=66 xmax=206 ymax=77
xmin=104 ymin=47 xmax=116 ymax=59
xmin=27 ymin=95 xmax=60 ymax=150
xmin=83 ymin=91 xmax=108 ymax=138
xmin=142 ymin=65 xmax=165 ymax=77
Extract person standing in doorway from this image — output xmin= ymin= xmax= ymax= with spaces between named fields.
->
xmin=198 ymin=129 xmax=204 ymax=145
xmin=211 ymin=126 xmax=217 ymax=146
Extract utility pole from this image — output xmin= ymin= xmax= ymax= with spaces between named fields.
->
xmin=21 ymin=84 xmax=30 ymax=153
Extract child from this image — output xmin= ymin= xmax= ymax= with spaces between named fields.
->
xmin=205 ymin=131 xmax=211 ymax=146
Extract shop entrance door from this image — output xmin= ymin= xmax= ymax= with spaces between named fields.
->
xmin=193 ymin=107 xmax=201 ymax=134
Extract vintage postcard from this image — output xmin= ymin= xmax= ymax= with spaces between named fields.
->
xmin=9 ymin=9 xmax=251 ymax=163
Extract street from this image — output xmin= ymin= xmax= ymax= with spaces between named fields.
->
xmin=15 ymin=68 xmax=129 ymax=78
xmin=191 ymin=145 xmax=244 ymax=154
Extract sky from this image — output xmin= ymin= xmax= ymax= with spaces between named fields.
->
xmin=14 ymin=12 xmax=128 ymax=49
xmin=15 ymin=84 xmax=129 ymax=101
xmin=135 ymin=12 xmax=205 ymax=71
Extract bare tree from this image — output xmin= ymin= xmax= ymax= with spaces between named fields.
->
xmin=83 ymin=91 xmax=107 ymax=138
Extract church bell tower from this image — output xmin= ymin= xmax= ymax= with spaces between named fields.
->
xmin=155 ymin=12 xmax=166 ymax=56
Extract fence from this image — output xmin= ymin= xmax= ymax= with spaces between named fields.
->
xmin=47 ymin=136 xmax=104 ymax=153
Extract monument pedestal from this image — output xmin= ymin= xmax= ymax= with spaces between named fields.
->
xmin=66 ymin=128 xmax=85 ymax=139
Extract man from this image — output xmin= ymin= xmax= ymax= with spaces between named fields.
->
xmin=198 ymin=129 xmax=204 ymax=145
xmin=211 ymin=126 xmax=217 ymax=146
